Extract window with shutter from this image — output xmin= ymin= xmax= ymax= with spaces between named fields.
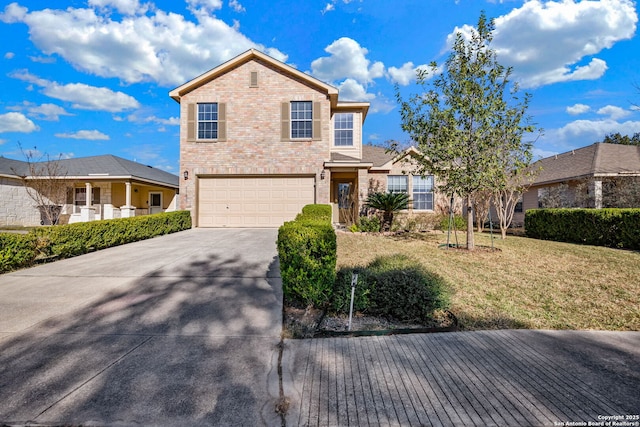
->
xmin=290 ymin=101 xmax=313 ymax=139
xmin=191 ymin=102 xmax=227 ymax=142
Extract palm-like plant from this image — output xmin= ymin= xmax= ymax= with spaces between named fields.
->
xmin=365 ymin=191 xmax=410 ymax=231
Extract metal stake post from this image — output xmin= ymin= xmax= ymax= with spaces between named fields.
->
xmin=348 ymin=273 xmax=358 ymax=331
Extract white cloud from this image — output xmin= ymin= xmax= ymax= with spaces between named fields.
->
xmin=596 ymin=105 xmax=632 ymax=120
xmin=0 ymin=112 xmax=39 ymax=133
xmin=55 ymin=130 xmax=110 ymax=140
xmin=4 ymin=52 xmax=14 ymax=59
xmin=543 ymin=118 xmax=640 ymax=148
xmin=387 ymin=61 xmax=431 ymax=86
xmin=311 ymin=37 xmax=384 ymax=85
xmin=229 ymin=0 xmax=245 ymax=13
xmin=337 ymin=78 xmax=375 ymax=102
xmin=447 ymin=0 xmax=638 ymax=88
xmin=370 ymin=93 xmax=396 ymax=115
xmin=322 ymin=3 xmax=335 ymax=14
xmin=10 ymin=70 xmax=140 ymax=112
xmin=187 ymin=0 xmax=223 ymax=13
xmin=1 ymin=2 xmax=287 ymax=87
xmin=566 ymin=103 xmax=591 ymax=115
xmin=13 ymin=102 xmax=74 ymax=121
xmin=126 ymin=113 xmax=180 ymax=125
xmin=0 ymin=3 xmax=27 ymax=23
xmin=88 ymin=0 xmax=149 ymax=15
xmin=29 ymin=55 xmax=56 ymax=64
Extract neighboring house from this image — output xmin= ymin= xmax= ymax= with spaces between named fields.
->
xmin=516 ymin=142 xmax=640 ymax=225
xmin=0 ymin=155 xmax=179 ymax=227
xmin=170 ymin=49 xmax=440 ymax=227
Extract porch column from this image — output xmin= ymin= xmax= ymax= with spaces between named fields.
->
xmin=120 ymin=181 xmax=136 ymax=218
xmin=357 ymin=168 xmax=368 ymax=216
xmin=80 ymin=182 xmax=96 ymax=222
xmin=593 ymin=179 xmax=603 ymax=209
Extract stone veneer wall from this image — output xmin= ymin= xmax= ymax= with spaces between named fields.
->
xmin=0 ymin=177 xmax=45 ymax=226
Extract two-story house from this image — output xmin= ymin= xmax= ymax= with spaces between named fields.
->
xmin=170 ymin=49 xmax=437 ymax=227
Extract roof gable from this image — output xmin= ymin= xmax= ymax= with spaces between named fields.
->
xmin=169 ymin=49 xmax=339 ymax=104
xmin=533 ymin=143 xmax=640 ymax=185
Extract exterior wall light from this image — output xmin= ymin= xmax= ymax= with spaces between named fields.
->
xmin=320 ymin=170 xmax=326 ymax=180
xmin=183 ymin=170 xmax=189 ymax=180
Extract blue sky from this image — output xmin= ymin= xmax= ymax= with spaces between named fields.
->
xmin=1 ymin=0 xmax=638 ymax=173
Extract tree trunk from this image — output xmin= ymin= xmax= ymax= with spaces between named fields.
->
xmin=383 ymin=212 xmax=393 ymax=232
xmin=466 ymin=194 xmax=475 ymax=250
xmin=500 ymin=226 xmax=507 ymax=240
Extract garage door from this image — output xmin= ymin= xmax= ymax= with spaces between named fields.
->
xmin=197 ymin=176 xmax=315 ymax=227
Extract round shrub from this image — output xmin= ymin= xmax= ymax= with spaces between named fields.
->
xmin=332 ymin=254 xmax=450 ymax=323
xmin=358 ymin=215 xmax=381 ymax=232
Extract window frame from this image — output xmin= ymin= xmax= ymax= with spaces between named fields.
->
xmin=290 ymin=101 xmax=313 ymax=139
xmin=334 ymin=113 xmax=354 ymax=146
xmin=197 ymin=102 xmax=219 ymax=140
xmin=387 ymin=175 xmax=408 ymax=193
xmin=412 ymin=175 xmax=434 ymax=211
xmin=74 ymin=187 xmax=100 ymax=206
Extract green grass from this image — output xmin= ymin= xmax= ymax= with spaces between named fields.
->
xmin=337 ymin=231 xmax=640 ymax=331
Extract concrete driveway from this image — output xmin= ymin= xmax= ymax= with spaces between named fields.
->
xmin=0 ymin=228 xmax=283 ymax=426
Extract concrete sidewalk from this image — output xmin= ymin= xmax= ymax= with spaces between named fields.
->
xmin=0 ymin=228 xmax=283 ymax=426
xmin=283 ymin=330 xmax=640 ymax=427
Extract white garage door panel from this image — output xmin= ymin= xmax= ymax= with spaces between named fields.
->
xmin=198 ymin=176 xmax=315 ymax=228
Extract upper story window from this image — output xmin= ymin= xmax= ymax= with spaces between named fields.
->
xmin=198 ymin=103 xmax=218 ymax=140
xmin=412 ymin=175 xmax=434 ymax=210
xmin=291 ymin=101 xmax=313 ymax=139
xmin=387 ymin=175 xmax=408 ymax=193
xmin=334 ymin=113 xmax=353 ymax=146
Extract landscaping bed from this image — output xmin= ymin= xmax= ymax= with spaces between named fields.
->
xmin=283 ymin=306 xmax=457 ymax=339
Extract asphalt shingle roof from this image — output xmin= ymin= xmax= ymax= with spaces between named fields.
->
xmin=533 ymin=143 xmax=640 ymax=185
xmin=361 ymin=145 xmax=395 ymax=167
xmin=0 ymin=155 xmax=178 ymax=187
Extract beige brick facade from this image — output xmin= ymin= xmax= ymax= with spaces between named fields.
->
xmin=178 ymin=58 xmax=332 ymax=215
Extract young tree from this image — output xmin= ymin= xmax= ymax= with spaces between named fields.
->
xmin=396 ymin=12 xmax=535 ymax=250
xmin=471 ymin=189 xmax=491 ymax=233
xmin=12 ymin=146 xmax=71 ymax=225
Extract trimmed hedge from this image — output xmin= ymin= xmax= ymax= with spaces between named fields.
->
xmin=0 ymin=233 xmax=38 ymax=273
xmin=333 ymin=254 xmax=450 ymax=323
xmin=278 ymin=204 xmax=336 ymax=308
xmin=295 ymin=204 xmax=332 ymax=223
xmin=33 ymin=210 xmax=192 ymax=258
xmin=0 ymin=211 xmax=192 ymax=273
xmin=525 ymin=208 xmax=640 ymax=249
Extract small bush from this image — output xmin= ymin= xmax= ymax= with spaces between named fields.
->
xmin=0 ymin=233 xmax=38 ymax=273
xmin=391 ymin=213 xmax=439 ymax=232
xmin=332 ymin=254 xmax=450 ymax=323
xmin=437 ymin=214 xmax=467 ymax=232
xmin=296 ymin=204 xmax=332 ymax=223
xmin=526 ymin=208 xmax=640 ymax=250
xmin=358 ymin=215 xmax=381 ymax=232
xmin=278 ymin=205 xmax=337 ymax=308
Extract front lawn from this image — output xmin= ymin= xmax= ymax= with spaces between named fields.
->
xmin=337 ymin=231 xmax=640 ymax=331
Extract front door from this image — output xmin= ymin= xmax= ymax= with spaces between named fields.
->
xmin=149 ymin=192 xmax=163 ymax=214
xmin=337 ymin=182 xmax=353 ymax=223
